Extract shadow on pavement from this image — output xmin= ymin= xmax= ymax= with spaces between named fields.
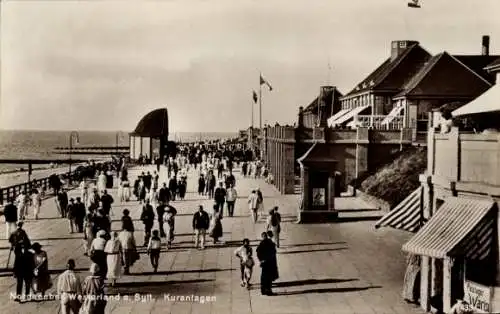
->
xmin=284 ymin=242 xmax=346 ymax=248
xmin=106 ymin=279 xmax=214 ymax=296
xmin=273 ymin=278 xmax=358 ymax=288
xmin=277 ymin=285 xmax=382 ymax=295
xmin=278 ymin=247 xmax=348 ymax=255
xmin=136 ymin=267 xmax=236 ymax=276
xmin=334 ymin=216 xmax=382 ymax=223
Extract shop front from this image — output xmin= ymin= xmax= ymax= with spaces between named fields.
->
xmin=402 ymin=197 xmax=498 ymax=313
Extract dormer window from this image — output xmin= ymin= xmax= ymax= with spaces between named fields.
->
xmin=399 ymin=41 xmax=407 ymax=48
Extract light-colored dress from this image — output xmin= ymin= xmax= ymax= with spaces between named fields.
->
xmin=97 ymin=174 xmax=107 ymax=193
xmin=104 ymin=238 xmax=122 ymax=280
xmin=121 ymin=180 xmax=131 ymax=202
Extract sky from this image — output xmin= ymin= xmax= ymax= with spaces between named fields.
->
xmin=1 ymin=0 xmax=499 ymax=133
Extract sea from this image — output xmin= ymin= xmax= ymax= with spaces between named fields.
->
xmin=0 ymin=130 xmax=238 ymax=174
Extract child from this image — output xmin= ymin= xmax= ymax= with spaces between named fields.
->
xmin=147 ymin=230 xmax=161 ymax=272
xmin=234 ymin=238 xmax=254 ymax=288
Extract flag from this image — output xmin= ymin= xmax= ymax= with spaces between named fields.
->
xmin=260 ymin=74 xmax=273 ymax=91
xmin=252 ymin=90 xmax=258 ymax=103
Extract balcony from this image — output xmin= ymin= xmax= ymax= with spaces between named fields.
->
xmin=353 ymin=115 xmax=404 ymax=130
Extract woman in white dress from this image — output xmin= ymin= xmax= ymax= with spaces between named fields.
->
xmin=104 ymin=231 xmax=122 ymax=286
xmin=121 ymin=179 xmax=131 ymax=202
xmin=97 ymin=171 xmax=107 ymax=194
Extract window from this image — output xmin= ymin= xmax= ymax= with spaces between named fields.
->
xmin=399 ymin=41 xmax=407 ymax=48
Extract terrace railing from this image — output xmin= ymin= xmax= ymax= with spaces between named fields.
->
xmin=354 ymin=115 xmax=404 ymax=130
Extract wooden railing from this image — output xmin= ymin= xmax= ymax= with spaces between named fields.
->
xmin=355 ymin=115 xmax=404 ymax=130
xmin=0 ymin=161 xmax=113 ymax=206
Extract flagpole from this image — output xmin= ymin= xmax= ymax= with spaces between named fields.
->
xmin=259 ymin=73 xmax=262 ymax=131
xmin=251 ymin=98 xmax=254 ymax=129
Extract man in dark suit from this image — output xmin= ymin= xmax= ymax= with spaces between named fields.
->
xmin=192 ymin=205 xmax=209 ymax=249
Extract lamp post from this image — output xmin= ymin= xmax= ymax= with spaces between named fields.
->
xmin=115 ymin=131 xmax=122 ymax=156
xmin=69 ymin=131 xmax=80 ymax=182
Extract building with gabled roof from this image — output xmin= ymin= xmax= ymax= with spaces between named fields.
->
xmin=301 ymin=86 xmax=343 ymax=128
xmin=330 ymin=40 xmax=432 ymax=129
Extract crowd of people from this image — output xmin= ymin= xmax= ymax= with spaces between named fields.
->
xmin=1 ymin=142 xmax=287 ymax=312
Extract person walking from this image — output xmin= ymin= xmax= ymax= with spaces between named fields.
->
xmin=67 ymin=198 xmax=78 ymax=234
xmin=57 ymin=188 xmax=69 ymax=218
xmin=266 ymin=207 xmax=281 ymax=248
xmin=257 ymin=188 xmax=264 ymax=218
xmin=168 ymin=176 xmax=178 ymax=201
xmin=12 ymin=242 xmax=35 ymax=302
xmin=31 ymin=189 xmax=42 ymax=220
xmin=207 ymin=172 xmax=216 ymax=199
xmin=57 ymin=259 xmax=82 ymax=314
xmin=159 ymin=183 xmax=170 ymax=205
xmin=165 ymin=205 xmax=177 ymax=248
xmin=209 ymin=204 xmax=223 ymax=245
xmin=87 ymin=188 xmax=100 ymax=213
xmin=214 ymin=182 xmax=226 ymax=216
xmin=32 ymin=242 xmax=51 ymax=297
xmin=74 ymin=197 xmax=86 ymax=233
xmin=117 ymin=209 xmax=133 ymax=233
xmin=104 ymin=231 xmax=122 ymax=287
xmin=198 ymin=174 xmax=206 ymax=196
xmin=192 ymin=205 xmax=210 ymax=250
xmin=178 ymin=178 xmax=187 ymax=200
xmin=156 ymin=203 xmax=166 ymax=238
xmin=256 ymin=232 xmax=279 ymax=296
xmin=118 ymin=226 xmax=138 ymax=275
xmin=90 ymin=230 xmax=108 ymax=279
xmin=3 ymin=198 xmax=18 ymax=239
xmin=16 ymin=190 xmax=30 ymax=221
xmin=234 ymin=238 xmax=254 ymax=288
xmin=226 ymin=184 xmax=237 ymax=217
xmin=140 ymin=200 xmax=155 ymax=246
xmin=83 ymin=213 xmax=94 ymax=256
xmin=147 ymin=230 xmax=161 ymax=273
xmin=120 ymin=178 xmax=131 ymax=202
xmin=247 ymin=190 xmax=259 ymax=223
xmin=80 ymin=263 xmax=106 ymax=314
xmin=100 ymin=190 xmax=114 ymax=217
xmin=97 ymin=171 xmax=107 ymax=194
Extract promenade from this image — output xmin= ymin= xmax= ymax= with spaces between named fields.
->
xmin=0 ymin=165 xmax=425 ymax=314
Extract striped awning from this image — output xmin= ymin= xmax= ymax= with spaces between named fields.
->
xmin=327 ymin=109 xmax=351 ymax=127
xmin=375 ymin=187 xmax=424 ymax=232
xmin=331 ymin=105 xmax=370 ymax=127
xmin=402 ymin=197 xmax=496 ymax=260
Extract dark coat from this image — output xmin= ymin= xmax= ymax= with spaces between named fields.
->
xmin=168 ymin=178 xmax=177 ymax=192
xmin=3 ymin=203 xmax=18 ymax=223
xmin=159 ymin=187 xmax=170 ymax=203
xmin=192 ymin=211 xmax=210 ymax=230
xmin=156 ymin=204 xmax=166 ymax=222
xmin=140 ymin=205 xmax=155 ymax=228
xmin=256 ymin=238 xmax=279 ymax=282
xmin=101 ymin=194 xmax=114 ymax=211
xmin=198 ymin=178 xmax=206 ymax=193
xmin=14 ymin=249 xmax=35 ymax=278
xmin=214 ymin=187 xmax=226 ymax=203
xmin=121 ymin=215 xmax=134 ymax=232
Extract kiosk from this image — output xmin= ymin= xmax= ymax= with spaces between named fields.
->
xmin=297 ymin=143 xmax=338 ymax=223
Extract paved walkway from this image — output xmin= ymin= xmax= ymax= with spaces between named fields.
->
xmin=0 ymin=165 xmax=425 ymax=314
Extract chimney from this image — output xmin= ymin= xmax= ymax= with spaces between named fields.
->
xmin=482 ymin=36 xmax=490 ymax=56
xmin=298 ymin=106 xmax=304 ymax=128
